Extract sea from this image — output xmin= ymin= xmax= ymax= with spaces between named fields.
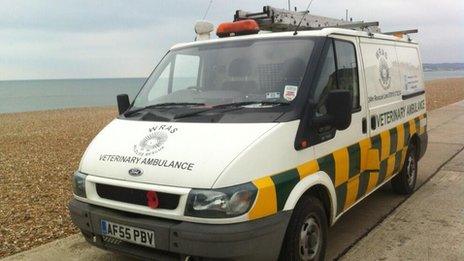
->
xmin=0 ymin=71 xmax=463 ymax=114
xmin=0 ymin=78 xmax=145 ymax=114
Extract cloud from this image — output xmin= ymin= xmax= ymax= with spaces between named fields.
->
xmin=0 ymin=0 xmax=198 ymax=32
xmin=0 ymin=0 xmax=462 ymax=80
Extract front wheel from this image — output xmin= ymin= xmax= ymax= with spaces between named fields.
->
xmin=391 ymin=144 xmax=417 ymax=194
xmin=279 ymin=196 xmax=328 ymax=261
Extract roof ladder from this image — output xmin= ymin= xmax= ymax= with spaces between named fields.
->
xmin=383 ymin=29 xmax=419 ymax=37
xmin=234 ymin=6 xmax=381 ymax=33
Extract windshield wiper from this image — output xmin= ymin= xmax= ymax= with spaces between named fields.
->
xmin=173 ymin=101 xmax=290 ymax=119
xmin=149 ymin=102 xmax=206 ymax=107
xmin=125 ymin=102 xmax=205 ymax=116
xmin=126 ymin=101 xmax=289 ymax=119
xmin=212 ymin=101 xmax=290 ymax=108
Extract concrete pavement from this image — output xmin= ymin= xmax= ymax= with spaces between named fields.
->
xmin=3 ymin=100 xmax=464 ymax=261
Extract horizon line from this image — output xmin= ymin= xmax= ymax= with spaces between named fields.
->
xmin=1 ymin=62 xmax=463 ymax=82
xmin=0 ymin=76 xmax=147 ymax=82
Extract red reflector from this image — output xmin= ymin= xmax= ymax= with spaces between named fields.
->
xmin=146 ymin=191 xmax=159 ymax=209
xmin=300 ymin=140 xmax=308 ymax=149
xmin=217 ymin=19 xmax=260 ymax=38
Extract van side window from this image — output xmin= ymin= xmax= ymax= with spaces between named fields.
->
xmin=313 ymin=39 xmax=360 ymax=115
xmin=313 ymin=43 xmax=337 ymax=116
xmin=334 ymin=40 xmax=360 ymax=109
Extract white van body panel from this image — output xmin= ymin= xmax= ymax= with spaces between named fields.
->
xmin=79 ymin=119 xmax=277 ymax=188
xmin=213 ymin=120 xmax=314 ymax=188
xmin=171 ymin=28 xmax=415 ymax=51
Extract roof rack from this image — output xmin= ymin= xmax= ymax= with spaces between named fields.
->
xmin=234 ymin=6 xmax=381 ymax=33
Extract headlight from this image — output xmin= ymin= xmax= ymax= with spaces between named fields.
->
xmin=185 ymin=183 xmax=257 ymax=218
xmin=73 ymin=172 xmax=87 ymax=198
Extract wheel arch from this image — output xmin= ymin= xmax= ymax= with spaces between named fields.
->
xmin=283 ymin=171 xmax=337 ymax=225
xmin=409 ymin=133 xmax=420 ymax=158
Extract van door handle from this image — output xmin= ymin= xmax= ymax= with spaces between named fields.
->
xmin=371 ymin=116 xmax=377 ymax=130
xmin=362 ymin=118 xmax=367 ymax=134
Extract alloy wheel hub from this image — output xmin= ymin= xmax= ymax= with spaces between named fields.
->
xmin=299 ymin=216 xmax=321 ymax=260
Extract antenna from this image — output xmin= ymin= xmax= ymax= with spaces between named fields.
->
xmin=293 ymin=0 xmax=316 ymax=35
xmin=287 ymin=0 xmax=291 ymax=11
xmin=202 ymin=0 xmax=213 ymax=20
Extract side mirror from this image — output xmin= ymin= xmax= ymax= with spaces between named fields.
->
xmin=326 ymin=89 xmax=352 ymax=130
xmin=117 ymin=94 xmax=130 ymax=115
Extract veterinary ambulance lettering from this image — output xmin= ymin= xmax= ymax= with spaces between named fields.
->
xmin=375 ymin=107 xmax=405 ymax=128
xmin=374 ymin=99 xmax=425 ymax=128
xmin=406 ymin=99 xmax=425 ymax=114
xmin=133 ymin=125 xmax=178 ymax=156
xmin=99 ymin=154 xmax=195 ymax=171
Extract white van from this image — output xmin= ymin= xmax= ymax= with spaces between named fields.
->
xmin=69 ymin=10 xmax=427 ymax=261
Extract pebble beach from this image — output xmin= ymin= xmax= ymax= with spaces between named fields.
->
xmin=0 ymin=77 xmax=463 ymax=257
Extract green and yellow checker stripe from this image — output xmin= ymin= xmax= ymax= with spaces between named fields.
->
xmin=248 ymin=113 xmax=427 ymax=220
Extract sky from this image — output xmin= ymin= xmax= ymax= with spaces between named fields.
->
xmin=0 ymin=0 xmax=463 ymax=80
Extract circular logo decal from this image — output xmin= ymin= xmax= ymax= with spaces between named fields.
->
xmin=376 ymin=48 xmax=391 ymax=90
xmin=133 ymin=125 xmax=177 ymax=156
xmin=134 ymin=131 xmax=168 ymax=156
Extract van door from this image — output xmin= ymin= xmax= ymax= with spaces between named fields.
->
xmin=311 ymin=36 xmax=370 ymax=216
xmin=359 ymin=38 xmax=406 ymax=196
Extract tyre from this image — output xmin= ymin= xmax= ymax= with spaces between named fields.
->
xmin=279 ymin=196 xmax=328 ymax=261
xmin=391 ymin=144 xmax=417 ymax=194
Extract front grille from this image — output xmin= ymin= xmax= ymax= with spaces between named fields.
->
xmin=96 ymin=183 xmax=180 ymax=210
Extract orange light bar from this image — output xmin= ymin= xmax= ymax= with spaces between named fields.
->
xmin=216 ymin=19 xmax=260 ymax=38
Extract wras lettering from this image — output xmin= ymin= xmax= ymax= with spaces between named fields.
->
xmin=149 ymin=124 xmax=177 ymax=134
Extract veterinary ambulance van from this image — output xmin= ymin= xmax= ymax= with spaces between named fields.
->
xmin=69 ymin=6 xmax=427 ymax=261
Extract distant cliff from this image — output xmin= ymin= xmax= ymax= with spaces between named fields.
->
xmin=423 ymin=63 xmax=464 ymax=71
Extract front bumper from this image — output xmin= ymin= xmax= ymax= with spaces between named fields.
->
xmin=69 ymin=199 xmax=291 ymax=261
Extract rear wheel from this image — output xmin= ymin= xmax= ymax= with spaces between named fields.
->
xmin=392 ymin=144 xmax=417 ymax=194
xmin=279 ymin=196 xmax=327 ymax=261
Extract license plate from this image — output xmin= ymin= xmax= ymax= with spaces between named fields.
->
xmin=101 ymin=220 xmax=156 ymax=248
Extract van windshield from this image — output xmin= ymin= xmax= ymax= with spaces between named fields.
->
xmin=132 ymin=38 xmax=315 ymax=110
